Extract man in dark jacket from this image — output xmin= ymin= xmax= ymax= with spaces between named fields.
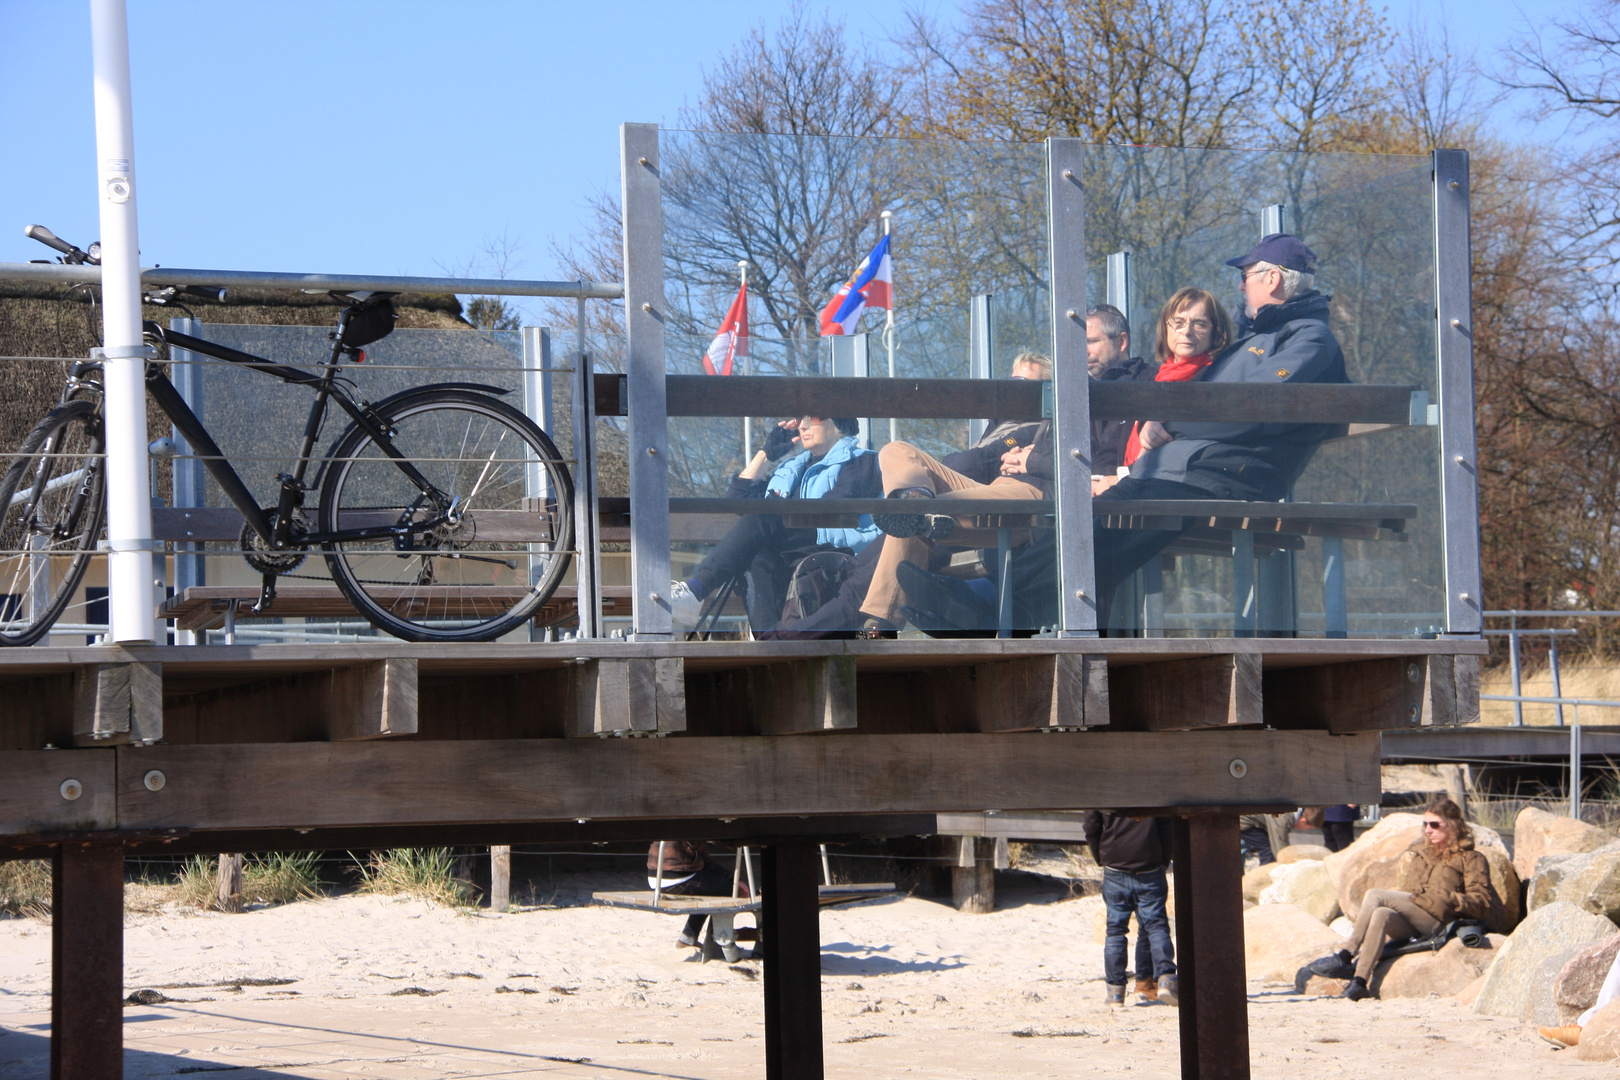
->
xmin=1086 ymin=303 xmax=1156 ymax=476
xmin=1092 ymin=234 xmax=1348 ymax=617
xmin=1085 ymin=811 xmax=1177 ymax=1006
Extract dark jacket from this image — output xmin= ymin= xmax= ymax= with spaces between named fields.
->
xmin=1132 ymin=290 xmax=1348 ymax=501
xmin=1084 ymin=811 xmax=1174 ymax=873
xmin=1397 ymin=835 xmax=1497 ymax=924
xmin=1091 ymin=356 xmax=1156 ymax=475
xmin=648 ymin=840 xmax=706 ymax=875
xmin=946 ymin=420 xmax=1045 ymax=484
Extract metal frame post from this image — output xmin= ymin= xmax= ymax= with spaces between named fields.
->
xmin=169 ymin=318 xmax=207 ymax=645
xmin=1322 ymin=536 xmax=1347 ymax=638
xmin=1260 ymin=204 xmax=1288 ymax=237
xmin=91 ymin=0 xmax=156 ymax=645
xmin=522 ymin=327 xmax=557 ymax=641
xmin=1571 ymin=705 xmax=1583 ymax=820
xmin=1433 ymin=150 xmax=1484 ymax=634
xmin=1046 ymin=139 xmax=1097 ymax=636
xmin=968 ymin=293 xmax=994 ymax=445
xmin=620 ymin=123 xmax=673 ymax=640
xmin=570 ymin=349 xmax=603 ymax=639
xmin=1508 ymin=630 xmax=1525 ymax=726
xmin=1104 ymin=249 xmax=1132 ymax=321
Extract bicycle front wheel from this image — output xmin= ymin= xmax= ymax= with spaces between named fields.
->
xmin=318 ymin=389 xmax=574 ymax=643
xmin=0 ymin=399 xmax=106 ymax=646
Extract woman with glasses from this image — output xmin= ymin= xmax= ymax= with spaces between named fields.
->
xmin=1310 ymin=797 xmax=1495 ymax=1000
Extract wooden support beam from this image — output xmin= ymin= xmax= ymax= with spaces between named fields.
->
xmin=0 ymin=673 xmax=75 ymax=751
xmin=569 ymin=657 xmax=686 ymax=737
xmin=973 ymin=653 xmax=1107 ymax=731
xmin=747 ymin=658 xmax=857 ymax=735
xmin=0 ymin=750 xmax=116 ymax=835
xmin=326 ymin=658 xmax=418 ymax=741
xmin=762 ymin=842 xmax=824 ymax=1080
xmin=216 ymin=853 xmax=243 ymax=912
xmin=107 ymin=730 xmax=1379 ymax=831
xmin=52 ymin=841 xmax=124 ymax=1080
xmin=1421 ymin=653 xmax=1480 ymax=726
xmin=1172 ymin=815 xmax=1250 ymax=1080
xmin=1109 ymin=655 xmax=1262 ymax=731
xmin=161 ymin=660 xmax=417 ymax=744
xmin=490 ymin=845 xmax=511 ymax=912
xmin=1263 ymin=657 xmax=1425 ymax=733
xmin=952 ymin=836 xmax=995 ymax=913
xmin=73 ymin=661 xmax=162 ymax=746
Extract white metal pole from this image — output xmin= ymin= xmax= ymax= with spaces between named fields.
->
xmin=740 ymin=260 xmax=752 ymax=461
xmin=91 ymin=0 xmax=157 ymax=644
xmin=880 ymin=211 xmax=896 ymax=446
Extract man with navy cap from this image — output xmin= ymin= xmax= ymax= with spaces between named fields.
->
xmin=1091 ymin=234 xmax=1348 ymax=622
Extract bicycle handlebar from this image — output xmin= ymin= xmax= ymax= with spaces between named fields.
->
xmin=24 ymin=224 xmax=75 ymax=256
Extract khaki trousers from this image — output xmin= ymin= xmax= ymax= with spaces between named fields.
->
xmin=858 ymin=442 xmax=1045 ymax=625
xmin=1346 ymin=888 xmax=1440 ymax=981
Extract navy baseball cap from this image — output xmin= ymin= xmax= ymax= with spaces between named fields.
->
xmin=1225 ymin=233 xmax=1318 ymax=274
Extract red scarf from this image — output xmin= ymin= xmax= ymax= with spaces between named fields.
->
xmin=1122 ymin=353 xmax=1213 ymax=467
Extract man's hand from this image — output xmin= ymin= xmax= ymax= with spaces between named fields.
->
xmin=999 ymin=444 xmax=1033 ymax=475
xmin=1092 ymin=473 xmax=1123 ymax=495
xmin=1137 ymin=421 xmax=1174 ymax=451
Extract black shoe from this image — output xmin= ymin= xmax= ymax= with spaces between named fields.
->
xmin=1308 ymin=949 xmax=1355 ymax=980
xmin=873 ymin=489 xmax=955 ymax=541
xmin=896 ymin=560 xmax=994 ymax=630
xmin=1338 ymin=975 xmax=1369 ymax=1001
xmin=856 ymin=617 xmax=898 ymax=640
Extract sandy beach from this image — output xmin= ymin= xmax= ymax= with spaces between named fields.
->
xmin=0 ymin=864 xmax=1591 ymax=1079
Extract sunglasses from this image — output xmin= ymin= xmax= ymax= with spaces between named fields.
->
xmin=1422 ymin=820 xmax=1447 ymax=830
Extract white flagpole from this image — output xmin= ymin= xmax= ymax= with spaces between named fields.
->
xmin=881 ymin=211 xmax=896 ymax=446
xmin=739 ymin=260 xmax=752 ymax=461
xmin=91 ymin=0 xmax=157 ymax=644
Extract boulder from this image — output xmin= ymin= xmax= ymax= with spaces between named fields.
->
xmin=1555 ymin=936 xmax=1620 ymax=1022
xmin=1244 ymin=902 xmax=1345 ymax=984
xmin=1325 ymin=812 xmax=1519 ymax=932
xmin=1454 ymin=974 xmax=1486 ymax=1006
xmin=1241 ymin=863 xmax=1278 ymax=907
xmin=1473 ymin=901 xmax=1619 ymax=1021
xmin=1259 ymin=860 xmax=1340 ymax=923
xmin=1329 ymin=915 xmax=1354 ymax=938
xmin=1277 ymin=844 xmax=1332 ymax=864
xmin=1528 ymin=950 xmax=1582 ymax=1027
xmin=1375 ymin=934 xmax=1506 ymax=999
xmin=1578 ymin=1000 xmax=1620 ymax=1062
xmin=1528 ymin=840 xmax=1620 ymax=921
xmin=1512 ymin=807 xmax=1613 ymax=881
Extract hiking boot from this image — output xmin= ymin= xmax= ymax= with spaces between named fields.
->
xmin=873 ymin=488 xmax=955 ymax=541
xmin=1104 ymin=983 xmax=1126 ymax=1006
xmin=895 ymin=560 xmax=994 ymax=630
xmin=669 ymin=580 xmax=702 ymax=631
xmin=856 ymin=617 xmax=898 ymax=640
xmin=1156 ymin=973 xmax=1179 ymax=1007
xmin=1338 ymin=975 xmax=1369 ymax=1001
xmin=1539 ymin=1025 xmax=1581 ymax=1048
xmin=1308 ymin=949 xmax=1355 ymax=980
xmin=1134 ymin=977 xmax=1158 ymax=1004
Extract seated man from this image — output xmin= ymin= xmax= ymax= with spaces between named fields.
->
xmin=1086 ymin=303 xmax=1156 ymax=477
xmin=1092 ymin=234 xmax=1348 ymax=622
xmin=669 ymin=414 xmax=880 ymax=632
xmin=854 ymin=355 xmax=1056 ymax=634
xmin=762 ymin=352 xmax=1053 ymax=637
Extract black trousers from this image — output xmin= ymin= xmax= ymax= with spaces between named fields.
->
xmin=1092 ymin=476 xmax=1212 ymax=625
xmin=1322 ymin=821 xmax=1355 ymax=853
xmin=691 ymin=513 xmax=815 ymax=631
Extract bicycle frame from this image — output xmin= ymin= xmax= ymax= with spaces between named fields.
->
xmin=141 ymin=310 xmax=453 ymax=550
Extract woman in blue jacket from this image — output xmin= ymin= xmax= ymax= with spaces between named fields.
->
xmin=669 ymin=415 xmax=881 ymax=632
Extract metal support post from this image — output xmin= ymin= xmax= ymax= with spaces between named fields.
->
xmin=570 ymin=350 xmax=603 ymax=639
xmin=1571 ymin=705 xmax=1583 ymax=821
xmin=761 ymin=842 xmax=823 ymax=1080
xmin=1260 ymin=204 xmax=1288 ymax=237
xmin=1142 ymin=553 xmax=1165 ymax=637
xmin=1045 ymin=138 xmax=1097 ymax=636
xmin=829 ymin=334 xmax=874 ymax=448
xmin=1322 ymin=537 xmax=1347 ymax=639
xmin=968 ymin=293 xmax=993 ymax=445
xmin=52 ymin=841 xmax=124 ymax=1080
xmin=1172 ymin=815 xmax=1250 ymax=1080
xmin=1433 ymin=150 xmax=1484 ymax=635
xmin=620 ymin=123 xmax=673 ymax=640
xmin=1508 ymin=632 xmax=1524 ymax=727
xmin=1105 ymin=250 xmax=1132 ymax=321
xmin=522 ymin=327 xmax=557 ymax=641
xmin=1232 ymin=531 xmax=1256 ymax=637
xmin=170 ymin=318 xmax=207 ymax=644
xmin=91 ymin=0 xmax=156 ymax=644
xmin=1550 ymin=639 xmax=1566 ymax=727
xmin=1257 ymin=548 xmax=1297 ymax=637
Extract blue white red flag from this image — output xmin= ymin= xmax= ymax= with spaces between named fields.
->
xmin=819 ymin=234 xmax=892 ymax=336
xmin=703 ymin=280 xmax=748 ymax=375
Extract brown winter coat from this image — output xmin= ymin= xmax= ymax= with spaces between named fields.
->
xmin=1398 ymin=834 xmax=1495 ymax=924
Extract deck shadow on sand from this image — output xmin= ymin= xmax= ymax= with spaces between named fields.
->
xmin=819 ymin=942 xmax=968 ymax=975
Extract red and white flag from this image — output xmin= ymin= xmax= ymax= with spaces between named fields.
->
xmin=703 ymin=280 xmax=748 ymax=375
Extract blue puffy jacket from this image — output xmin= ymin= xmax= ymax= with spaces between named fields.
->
xmin=761 ymin=436 xmax=882 ymax=552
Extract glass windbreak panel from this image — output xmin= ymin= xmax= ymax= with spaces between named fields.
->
xmin=1082 ymin=145 xmax=1440 ymax=638
xmin=657 ymin=129 xmax=1058 ymax=637
xmin=170 ymin=324 xmax=551 ymax=643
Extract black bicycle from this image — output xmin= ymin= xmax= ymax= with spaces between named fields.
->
xmin=2 ymin=226 xmax=574 ymax=644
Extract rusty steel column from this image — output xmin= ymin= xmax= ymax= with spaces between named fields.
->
xmin=761 ymin=841 xmax=823 ymax=1080
xmin=1173 ymin=815 xmax=1250 ymax=1080
xmin=52 ymin=841 xmax=125 ymax=1080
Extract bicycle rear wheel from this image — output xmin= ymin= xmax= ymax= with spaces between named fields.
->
xmin=0 ymin=400 xmax=106 ymax=646
xmin=318 ymin=389 xmax=573 ymax=642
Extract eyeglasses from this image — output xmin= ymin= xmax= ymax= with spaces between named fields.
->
xmin=1421 ymin=820 xmax=1447 ymax=830
xmin=1240 ymin=268 xmax=1271 ymax=283
xmin=1167 ymin=317 xmax=1213 ymax=333
xmin=799 ymin=416 xmax=826 ymax=426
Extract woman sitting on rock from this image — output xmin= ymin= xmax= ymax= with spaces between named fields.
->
xmin=1311 ymin=798 xmax=1495 ymax=1000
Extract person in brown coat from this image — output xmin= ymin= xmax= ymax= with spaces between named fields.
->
xmin=1308 ymin=798 xmax=1495 ymax=1000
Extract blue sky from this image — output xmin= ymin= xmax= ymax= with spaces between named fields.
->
xmin=0 ymin=0 xmax=1587 ymax=317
